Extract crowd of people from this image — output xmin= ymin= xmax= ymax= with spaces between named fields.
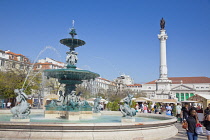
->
xmin=1 ymin=101 xmax=12 ymax=109
xmin=134 ymin=102 xmax=210 ymax=140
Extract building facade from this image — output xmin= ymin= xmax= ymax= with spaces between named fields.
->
xmin=0 ymin=50 xmax=31 ymax=72
xmin=81 ymin=77 xmax=117 ymax=96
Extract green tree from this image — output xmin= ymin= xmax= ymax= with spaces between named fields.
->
xmin=0 ymin=70 xmax=41 ymax=99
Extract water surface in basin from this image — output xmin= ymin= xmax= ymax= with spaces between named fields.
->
xmin=0 ymin=114 xmax=169 ymax=123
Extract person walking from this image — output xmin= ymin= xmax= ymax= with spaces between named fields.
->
xmin=7 ymin=101 xmax=11 ymax=109
xmin=182 ymin=103 xmax=189 ymax=121
xmin=143 ymin=103 xmax=148 ymax=113
xmin=166 ymin=104 xmax=172 ymax=116
xmin=204 ymin=112 xmax=210 ymax=140
xmin=176 ymin=103 xmax=182 ymax=123
xmin=184 ymin=107 xmax=199 ymax=140
xmin=204 ymin=104 xmax=210 ymax=116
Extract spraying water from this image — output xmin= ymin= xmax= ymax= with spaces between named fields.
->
xmin=22 ymin=46 xmax=61 ymax=89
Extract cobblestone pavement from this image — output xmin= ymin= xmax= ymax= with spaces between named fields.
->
xmin=165 ymin=123 xmax=207 ymax=140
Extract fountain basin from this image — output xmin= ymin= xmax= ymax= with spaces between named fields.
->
xmin=0 ymin=111 xmax=178 ymax=140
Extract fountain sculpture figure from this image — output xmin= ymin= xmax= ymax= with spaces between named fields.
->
xmin=120 ymin=93 xmax=136 ymax=117
xmin=11 ymin=89 xmax=31 ymax=119
xmin=93 ymin=96 xmax=102 ymax=113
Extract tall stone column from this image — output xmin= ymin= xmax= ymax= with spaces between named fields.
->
xmin=155 ymin=18 xmax=172 ymax=99
xmin=158 ymin=29 xmax=168 ymax=80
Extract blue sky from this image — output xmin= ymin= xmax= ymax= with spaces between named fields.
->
xmin=0 ymin=0 xmax=209 ymax=83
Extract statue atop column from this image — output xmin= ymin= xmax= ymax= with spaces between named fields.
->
xmin=160 ymin=18 xmax=165 ymax=30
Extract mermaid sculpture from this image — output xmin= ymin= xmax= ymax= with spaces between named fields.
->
xmin=11 ymin=89 xmax=31 ymax=118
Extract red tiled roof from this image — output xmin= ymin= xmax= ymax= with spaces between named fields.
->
xmin=145 ymin=77 xmax=210 ymax=84
xmin=98 ymin=77 xmax=110 ymax=82
xmin=6 ymin=51 xmax=24 ymax=56
xmin=127 ymin=84 xmax=142 ymax=87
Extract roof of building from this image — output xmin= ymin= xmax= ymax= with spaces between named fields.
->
xmin=127 ymin=84 xmax=142 ymax=87
xmin=98 ymin=77 xmax=111 ymax=82
xmin=6 ymin=51 xmax=24 ymax=56
xmin=145 ymin=77 xmax=210 ymax=84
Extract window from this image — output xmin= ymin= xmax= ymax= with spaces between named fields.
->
xmin=201 ymin=87 xmax=204 ymax=89
xmin=20 ymin=57 xmax=23 ymax=61
xmin=190 ymin=93 xmax=194 ymax=97
xmin=12 ymin=63 xmax=15 ymax=68
xmin=186 ymin=93 xmax=189 ymax=100
xmin=176 ymin=93 xmax=180 ymax=101
xmin=206 ymin=87 xmax=209 ymax=88
xmin=148 ymin=87 xmax=151 ymax=89
xmin=0 ymin=60 xmax=4 ymax=66
xmin=196 ymin=87 xmax=199 ymax=89
xmin=181 ymin=93 xmax=184 ymax=101
xmin=20 ymin=65 xmax=23 ymax=69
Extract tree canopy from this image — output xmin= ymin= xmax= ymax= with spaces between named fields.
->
xmin=0 ymin=70 xmax=41 ymax=99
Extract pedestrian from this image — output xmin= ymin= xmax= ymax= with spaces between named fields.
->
xmin=7 ymin=101 xmax=11 ymax=109
xmin=143 ymin=103 xmax=148 ymax=113
xmin=176 ymin=103 xmax=182 ymax=123
xmin=3 ymin=102 xmax=6 ymax=108
xmin=135 ymin=103 xmax=139 ymax=113
xmin=184 ymin=107 xmax=199 ymax=140
xmin=204 ymin=104 xmax=210 ymax=117
xmin=166 ymin=104 xmax=172 ymax=116
xmin=171 ymin=104 xmax=174 ymax=116
xmin=182 ymin=103 xmax=189 ymax=121
xmin=204 ymin=112 xmax=210 ymax=140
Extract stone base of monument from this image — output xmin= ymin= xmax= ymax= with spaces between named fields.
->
xmin=44 ymin=110 xmax=67 ymax=119
xmin=121 ymin=117 xmax=135 ymax=123
xmin=93 ymin=112 xmax=102 ymax=116
xmin=79 ymin=111 xmax=93 ymax=119
xmin=10 ymin=118 xmax=30 ymax=122
xmin=67 ymin=111 xmax=80 ymax=120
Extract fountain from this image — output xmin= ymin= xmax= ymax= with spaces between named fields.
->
xmin=0 ymin=22 xmax=178 ymax=140
xmin=44 ymin=23 xmax=100 ymax=120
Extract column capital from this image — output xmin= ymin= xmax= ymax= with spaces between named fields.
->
xmin=158 ymin=29 xmax=168 ymax=41
xmin=158 ymin=34 xmax=168 ymax=41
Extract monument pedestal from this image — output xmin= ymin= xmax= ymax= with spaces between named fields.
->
xmin=45 ymin=110 xmax=67 ymax=119
xmin=93 ymin=112 xmax=102 ymax=116
xmin=121 ymin=117 xmax=135 ymax=123
xmin=67 ymin=111 xmax=80 ymax=120
xmin=10 ymin=118 xmax=30 ymax=122
xmin=80 ymin=111 xmax=93 ymax=119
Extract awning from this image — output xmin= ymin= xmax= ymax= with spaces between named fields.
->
xmin=152 ymin=99 xmax=178 ymax=103
xmin=134 ymin=97 xmax=152 ymax=102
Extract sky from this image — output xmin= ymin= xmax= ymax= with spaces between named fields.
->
xmin=0 ymin=0 xmax=209 ymax=83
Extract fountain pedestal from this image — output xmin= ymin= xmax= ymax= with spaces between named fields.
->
xmin=121 ymin=117 xmax=135 ymax=123
xmin=10 ymin=118 xmax=30 ymax=122
xmin=80 ymin=111 xmax=93 ymax=119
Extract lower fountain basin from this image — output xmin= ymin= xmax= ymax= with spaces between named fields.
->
xmin=0 ymin=110 xmax=177 ymax=140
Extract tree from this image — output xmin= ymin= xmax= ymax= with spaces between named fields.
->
xmin=0 ymin=70 xmax=41 ymax=99
xmin=76 ymin=84 xmax=92 ymax=99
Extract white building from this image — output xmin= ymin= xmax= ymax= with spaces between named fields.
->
xmin=142 ymin=77 xmax=210 ymax=101
xmin=34 ymin=57 xmax=65 ymax=71
xmin=81 ymin=77 xmax=117 ymax=96
xmin=126 ymin=84 xmax=142 ymax=93
xmin=0 ymin=50 xmax=31 ymax=72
